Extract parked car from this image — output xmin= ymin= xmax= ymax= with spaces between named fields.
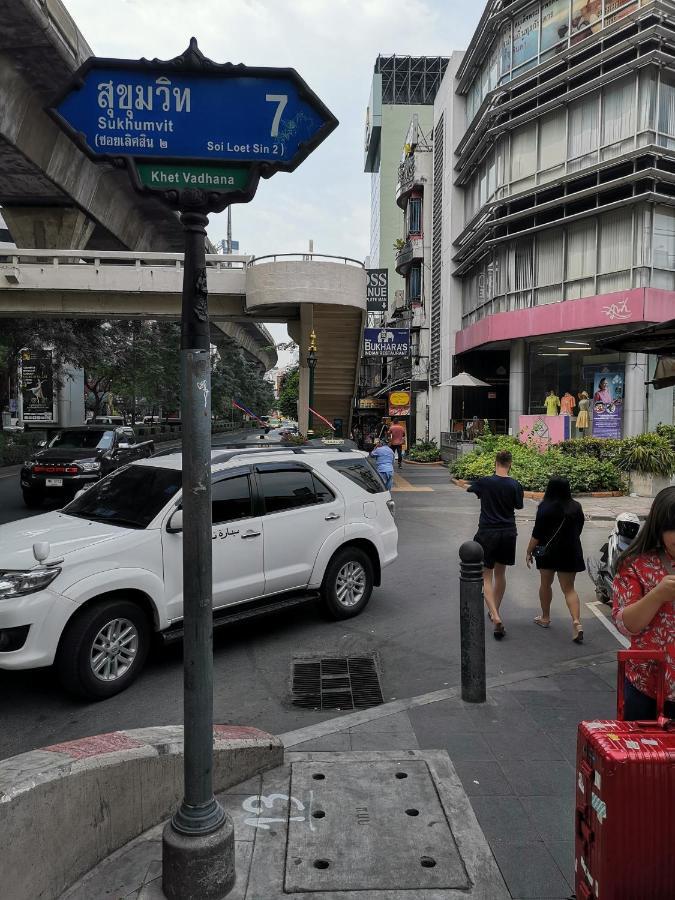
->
xmin=1 ymin=446 xmax=397 ymax=698
xmin=92 ymin=416 xmax=125 ymax=427
xmin=20 ymin=426 xmax=154 ymax=507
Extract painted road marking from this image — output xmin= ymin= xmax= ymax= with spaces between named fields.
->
xmin=392 ymin=473 xmax=433 ymax=492
xmin=585 ymin=600 xmax=630 ymax=648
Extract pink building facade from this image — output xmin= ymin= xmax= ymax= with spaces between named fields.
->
xmin=429 ymin=0 xmax=675 ymax=439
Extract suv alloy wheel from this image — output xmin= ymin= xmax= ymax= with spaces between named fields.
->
xmin=56 ymin=597 xmax=151 ymax=699
xmin=321 ymin=547 xmax=374 ymax=619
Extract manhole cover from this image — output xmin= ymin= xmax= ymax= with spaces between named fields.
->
xmin=291 ymin=655 xmax=384 ymax=710
xmin=284 ymin=760 xmax=469 ymax=892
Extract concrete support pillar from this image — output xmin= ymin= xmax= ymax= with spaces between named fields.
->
xmin=2 ymin=206 xmax=95 ymax=249
xmin=509 ymin=339 xmax=526 ymax=436
xmin=288 ymin=305 xmax=314 ymax=436
xmin=624 ymin=353 xmax=648 ymax=437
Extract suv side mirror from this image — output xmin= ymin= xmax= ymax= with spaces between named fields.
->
xmin=166 ymin=508 xmax=183 ymax=533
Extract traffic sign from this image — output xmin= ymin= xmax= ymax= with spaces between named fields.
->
xmin=49 ymin=38 xmax=338 ymax=174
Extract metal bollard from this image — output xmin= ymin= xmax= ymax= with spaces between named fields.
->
xmin=459 ymin=541 xmax=486 ymax=703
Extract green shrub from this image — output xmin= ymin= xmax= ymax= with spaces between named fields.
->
xmin=558 ymin=437 xmax=624 ymax=463
xmin=656 ymin=423 xmax=675 ymax=447
xmin=617 ymin=432 xmax=675 ymax=476
xmin=451 ymin=440 xmax=624 ymax=492
xmin=0 ymin=432 xmax=42 ymax=466
xmin=408 ymin=439 xmax=441 ymax=462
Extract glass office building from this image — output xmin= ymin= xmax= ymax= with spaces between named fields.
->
xmin=438 ymin=0 xmax=675 ymax=436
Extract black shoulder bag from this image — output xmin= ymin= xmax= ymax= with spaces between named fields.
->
xmin=533 ymin=514 xmax=567 ymax=562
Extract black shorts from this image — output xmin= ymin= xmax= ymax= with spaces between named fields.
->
xmin=474 ymin=528 xmax=517 ymax=568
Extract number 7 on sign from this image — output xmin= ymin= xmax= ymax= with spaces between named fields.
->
xmin=266 ymin=94 xmax=288 ymax=137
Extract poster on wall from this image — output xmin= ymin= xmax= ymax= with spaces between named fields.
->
xmin=389 ymin=390 xmax=411 ymax=417
xmin=604 ymin=0 xmax=639 ymax=25
xmin=20 ymin=348 xmax=56 ymax=422
xmin=571 ymin=0 xmax=602 ymax=44
xmin=499 ymin=22 xmax=512 ymax=81
xmin=591 ymin=369 xmax=624 ymax=439
xmin=512 ymin=5 xmax=540 ymax=70
xmin=541 ymin=0 xmax=570 ymax=55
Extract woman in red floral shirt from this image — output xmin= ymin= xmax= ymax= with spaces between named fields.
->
xmin=612 ymin=487 xmax=675 ymax=720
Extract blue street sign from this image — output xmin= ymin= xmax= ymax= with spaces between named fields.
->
xmin=363 ymin=328 xmax=411 ymax=358
xmin=49 ymin=40 xmax=337 ymax=172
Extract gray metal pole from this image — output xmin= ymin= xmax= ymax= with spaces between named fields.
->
xmin=459 ymin=541 xmax=486 ymax=704
xmin=163 ymin=210 xmax=235 ymax=900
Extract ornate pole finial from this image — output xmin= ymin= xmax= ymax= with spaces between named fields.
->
xmin=309 ymin=329 xmax=318 ymax=352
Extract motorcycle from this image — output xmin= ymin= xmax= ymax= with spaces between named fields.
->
xmin=588 ymin=512 xmax=641 ymax=606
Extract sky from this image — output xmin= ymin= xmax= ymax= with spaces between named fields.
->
xmin=63 ymin=0 xmax=483 ymax=363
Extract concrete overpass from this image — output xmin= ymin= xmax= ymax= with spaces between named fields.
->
xmin=0 ymin=0 xmax=185 ymax=252
xmin=0 ymin=250 xmax=367 ymax=430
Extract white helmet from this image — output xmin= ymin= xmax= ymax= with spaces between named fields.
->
xmin=616 ymin=512 xmax=640 ymax=540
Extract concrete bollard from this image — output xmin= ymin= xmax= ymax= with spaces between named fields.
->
xmin=459 ymin=541 xmax=486 ymax=704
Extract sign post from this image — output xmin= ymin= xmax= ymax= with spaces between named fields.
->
xmin=50 ymin=38 xmax=337 ymax=900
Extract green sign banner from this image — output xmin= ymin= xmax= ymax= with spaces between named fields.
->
xmin=136 ymin=163 xmax=250 ymax=193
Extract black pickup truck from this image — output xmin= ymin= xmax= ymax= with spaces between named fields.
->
xmin=20 ymin=426 xmax=155 ymax=507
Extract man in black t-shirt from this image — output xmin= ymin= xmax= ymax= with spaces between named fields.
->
xmin=467 ymin=450 xmax=524 ymax=639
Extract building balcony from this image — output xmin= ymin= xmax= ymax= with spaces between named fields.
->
xmin=396 ymin=155 xmax=426 ymax=208
xmin=394 ymin=235 xmax=424 ymax=275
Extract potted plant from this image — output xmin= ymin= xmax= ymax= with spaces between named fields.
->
xmin=617 ymin=433 xmax=675 ymax=497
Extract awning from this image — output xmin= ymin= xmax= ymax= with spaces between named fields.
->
xmin=596 ymin=319 xmax=675 ymax=355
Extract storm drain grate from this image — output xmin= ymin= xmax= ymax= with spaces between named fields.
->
xmin=291 ymin=655 xmax=384 ymax=710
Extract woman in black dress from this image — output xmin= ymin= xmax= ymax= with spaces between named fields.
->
xmin=526 ymin=476 xmax=585 ymax=643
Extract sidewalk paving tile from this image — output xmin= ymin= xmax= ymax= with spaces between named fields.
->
xmin=452 ymin=760 xmax=515 ymax=796
xmin=348 ymin=711 xmax=417 ymax=734
xmin=548 ymin=669 xmax=618 ymax=692
xmin=519 ymin=796 xmax=576 ymax=844
xmin=489 ymin=842 xmax=571 ymax=899
xmin=349 ymin=729 xmax=420 ymax=751
xmin=416 ymin=729 xmax=495 ymax=761
xmin=468 ymin=796 xmax=542 ymax=844
xmin=543 ymin=728 xmax=580 ymax=764
xmin=292 ymin=732 xmax=352 ymax=751
xmin=525 ymin=703 xmax=595 ymax=731
xmin=546 ymin=840 xmax=575 ymax=891
xmin=481 ymin=727 xmax=565 ymax=762
xmin=499 ymin=758 xmax=576 ymax=797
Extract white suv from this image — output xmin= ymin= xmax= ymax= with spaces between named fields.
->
xmin=0 ymin=446 xmax=397 ymax=699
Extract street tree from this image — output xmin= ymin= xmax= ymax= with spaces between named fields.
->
xmin=277 ymin=366 xmax=299 ymax=419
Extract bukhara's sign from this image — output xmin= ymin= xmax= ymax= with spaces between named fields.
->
xmin=363 ymin=327 xmax=411 ymax=357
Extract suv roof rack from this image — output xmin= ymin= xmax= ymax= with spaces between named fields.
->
xmin=210 ymin=443 xmax=359 ymax=465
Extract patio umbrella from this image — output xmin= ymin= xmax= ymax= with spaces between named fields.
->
xmin=439 ymin=372 xmax=491 ymax=422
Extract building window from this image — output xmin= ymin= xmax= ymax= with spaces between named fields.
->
xmin=601 ymin=76 xmax=636 ymax=160
xmin=565 ymin=219 xmax=596 ymax=299
xmin=568 ymin=93 xmax=599 ymax=171
xmin=658 ymin=72 xmax=675 ymax=146
xmin=407 ymin=264 xmax=422 ymax=304
xmin=408 ymin=196 xmax=422 ymax=235
xmin=598 ymin=209 xmax=632 ymax=292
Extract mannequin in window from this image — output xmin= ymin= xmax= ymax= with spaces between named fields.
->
xmin=560 ymin=392 xmax=576 ymax=416
xmin=544 ymin=388 xmax=560 ymax=416
xmin=577 ymin=391 xmax=590 ymax=435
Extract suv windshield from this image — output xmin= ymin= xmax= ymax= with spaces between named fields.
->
xmin=49 ymin=430 xmax=114 ymax=451
xmin=64 ymin=465 xmax=182 ymax=528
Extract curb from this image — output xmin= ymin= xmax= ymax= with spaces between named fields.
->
xmin=0 ymin=724 xmax=282 ymax=900
xmin=452 ymin=477 xmax=626 ymax=500
xmin=403 ymin=459 xmax=445 ymax=467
